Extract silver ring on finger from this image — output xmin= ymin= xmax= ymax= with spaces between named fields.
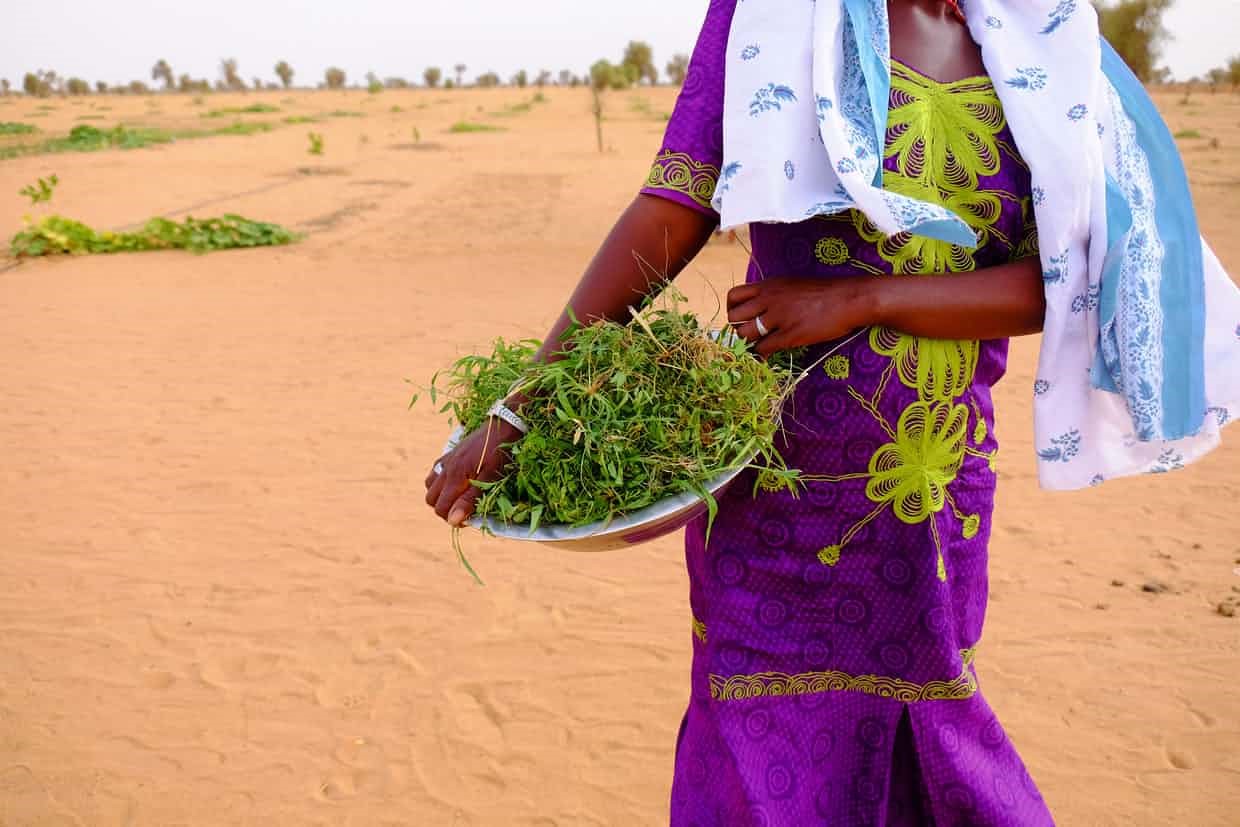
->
xmin=433 ymin=462 xmax=445 ymax=476
xmin=755 ymin=315 xmax=770 ymax=338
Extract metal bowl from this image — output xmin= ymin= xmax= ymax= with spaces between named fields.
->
xmin=442 ymin=428 xmax=754 ymax=552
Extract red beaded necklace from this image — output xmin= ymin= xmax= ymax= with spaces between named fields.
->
xmin=944 ymin=0 xmax=966 ymax=23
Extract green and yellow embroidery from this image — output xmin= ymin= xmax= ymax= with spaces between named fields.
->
xmin=1015 ymin=195 xmax=1040 ymax=260
xmin=866 ymin=401 xmax=969 ymax=526
xmin=886 ymin=63 xmax=1004 ymax=194
xmin=854 ymin=61 xmax=1019 ymax=276
xmin=692 ymin=616 xmax=708 ymax=644
xmin=645 ymin=150 xmax=719 ymax=211
xmin=869 ymin=327 xmax=979 ymax=404
xmin=969 ymin=396 xmax=988 ymax=444
xmin=815 ymin=236 xmax=851 ymax=266
xmin=710 ymin=647 xmax=980 ymax=703
xmin=808 ymin=63 xmax=1016 ymax=582
xmin=823 ymin=354 xmax=851 ymax=380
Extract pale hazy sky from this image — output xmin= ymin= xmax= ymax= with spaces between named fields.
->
xmin=2 ymin=1 xmax=1236 ymax=89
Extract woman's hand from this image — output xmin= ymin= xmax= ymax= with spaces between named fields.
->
xmin=425 ymin=417 xmax=522 ymax=526
xmin=727 ymin=276 xmax=876 ymax=357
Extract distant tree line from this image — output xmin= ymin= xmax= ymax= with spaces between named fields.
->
xmin=1094 ymin=0 xmax=1240 ymax=91
xmin=2 ymin=40 xmax=696 ymax=97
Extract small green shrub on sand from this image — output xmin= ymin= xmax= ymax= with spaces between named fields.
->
xmin=11 ymin=214 xmax=298 ymax=257
xmin=449 ymin=121 xmax=505 ymax=134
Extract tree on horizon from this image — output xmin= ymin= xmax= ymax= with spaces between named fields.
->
xmin=1094 ymin=0 xmax=1172 ymax=83
xmin=275 ymin=61 xmax=294 ymax=89
xmin=454 ymin=64 xmax=467 ymax=86
xmin=590 ymin=60 xmax=631 ymax=91
xmin=424 ymin=67 xmax=442 ymax=88
xmin=151 ymin=59 xmax=174 ymax=91
xmin=622 ymin=41 xmax=658 ymax=85
xmin=23 ymin=71 xmax=55 ymax=97
xmin=666 ymin=54 xmax=689 ymax=86
xmin=220 ymin=58 xmax=245 ymax=91
xmin=324 ymin=67 xmax=347 ymax=89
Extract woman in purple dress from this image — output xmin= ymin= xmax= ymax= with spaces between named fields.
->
xmin=428 ymin=0 xmax=1057 ymax=823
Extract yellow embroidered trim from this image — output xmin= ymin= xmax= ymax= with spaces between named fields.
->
xmin=815 ymin=236 xmax=851 ymax=265
xmin=823 ymin=354 xmax=851 ymax=380
xmin=692 ymin=617 xmax=708 ymax=644
xmin=645 ymin=150 xmax=719 ymax=210
xmin=756 ymin=470 xmax=786 ymax=492
xmin=710 ymin=650 xmax=979 ymax=703
xmin=1016 ymin=196 xmax=1040 ymax=259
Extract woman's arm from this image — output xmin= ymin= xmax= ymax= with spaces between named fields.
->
xmin=528 ymin=195 xmax=717 ymax=363
xmin=727 ymin=256 xmax=1046 ymax=356
xmin=426 ymin=0 xmax=733 ymax=527
xmin=426 ymin=194 xmax=716 ymax=525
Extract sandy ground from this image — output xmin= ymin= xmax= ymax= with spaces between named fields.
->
xmin=0 ymin=84 xmax=1238 ymax=826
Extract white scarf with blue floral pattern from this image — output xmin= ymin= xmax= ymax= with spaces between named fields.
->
xmin=715 ymin=0 xmax=1240 ymax=490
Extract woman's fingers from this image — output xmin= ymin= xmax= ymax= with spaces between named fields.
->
xmin=434 ymin=473 xmax=469 ymax=520
xmin=727 ymin=297 xmax=766 ymax=326
xmin=425 ymin=453 xmax=450 ymax=489
xmin=733 ymin=319 xmax=768 ymax=343
xmin=425 ymin=465 xmax=449 ymax=507
xmin=726 ymin=282 xmax=761 ymax=309
xmin=447 ymin=485 xmax=481 ymax=527
xmin=755 ymin=325 xmax=798 ymax=358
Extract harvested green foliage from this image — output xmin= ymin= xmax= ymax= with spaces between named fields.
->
xmin=307 ymin=132 xmax=324 ymax=155
xmin=325 ymin=110 xmax=364 ymax=118
xmin=432 ymin=305 xmax=794 ymax=535
xmin=0 ymin=122 xmax=37 ymax=135
xmin=11 ymin=214 xmax=298 ymax=257
xmin=282 ymin=115 xmax=319 ymax=125
xmin=19 ymin=174 xmax=58 ymax=205
xmin=201 ymin=103 xmax=280 ymax=118
xmin=448 ymin=121 xmax=505 ymax=134
xmin=1174 ymin=129 xmax=1203 ymax=139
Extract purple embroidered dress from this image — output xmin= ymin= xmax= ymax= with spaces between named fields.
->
xmin=640 ymin=2 xmax=1055 ymax=824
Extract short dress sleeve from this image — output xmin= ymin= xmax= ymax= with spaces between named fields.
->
xmin=639 ymin=0 xmax=736 ymax=220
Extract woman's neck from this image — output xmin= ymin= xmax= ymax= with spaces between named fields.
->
xmin=887 ymin=0 xmax=986 ymax=84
